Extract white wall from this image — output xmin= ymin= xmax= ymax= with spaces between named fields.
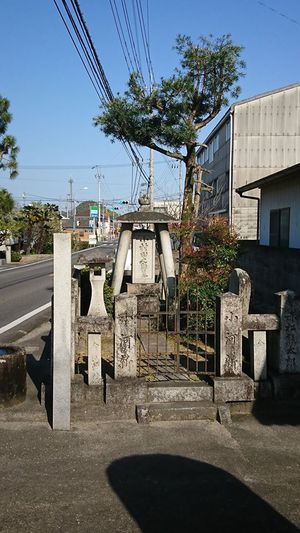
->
xmin=260 ymin=176 xmax=300 ymax=248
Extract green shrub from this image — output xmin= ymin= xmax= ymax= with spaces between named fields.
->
xmin=11 ymin=250 xmax=22 ymax=262
xmin=178 ymin=217 xmax=240 ymax=326
xmin=72 ymin=236 xmax=90 ymax=251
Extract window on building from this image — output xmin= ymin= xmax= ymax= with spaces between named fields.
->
xmin=269 ymin=208 xmax=290 ymax=247
xmin=208 ymin=142 xmax=213 ymax=163
xmin=213 ymin=134 xmax=219 ymax=154
xmin=225 ymin=120 xmax=231 ymax=142
xmin=199 ymin=150 xmax=205 ymax=165
xmin=224 ymin=171 xmax=229 ymax=191
xmin=204 ymin=147 xmax=209 ymax=162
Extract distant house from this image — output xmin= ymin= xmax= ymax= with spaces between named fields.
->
xmin=236 ymin=163 xmax=300 ymax=249
xmin=153 ymin=200 xmax=181 ymax=220
xmin=197 ymin=83 xmax=300 ymax=239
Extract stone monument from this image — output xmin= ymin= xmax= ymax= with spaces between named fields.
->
xmin=111 ymin=196 xmax=176 ymax=298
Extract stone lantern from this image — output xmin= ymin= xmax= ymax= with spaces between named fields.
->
xmin=111 ymin=199 xmax=176 ymax=298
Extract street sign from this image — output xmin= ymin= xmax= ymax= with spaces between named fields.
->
xmin=89 ymin=234 xmax=97 ymax=245
xmin=90 ymin=206 xmax=98 ymax=218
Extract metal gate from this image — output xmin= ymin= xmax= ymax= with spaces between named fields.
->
xmin=137 ymin=288 xmax=216 ymax=381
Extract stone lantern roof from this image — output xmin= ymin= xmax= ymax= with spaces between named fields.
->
xmin=117 ymin=210 xmax=175 ymax=224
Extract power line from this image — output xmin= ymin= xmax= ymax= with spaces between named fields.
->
xmin=109 ymin=0 xmax=135 ymax=74
xmin=135 ymin=0 xmax=155 ymax=86
xmin=52 ymin=0 xmax=149 ymax=183
xmin=257 ymin=1 xmax=300 ymax=27
xmin=16 ymin=160 xmax=168 ymax=170
xmin=121 ymin=0 xmax=144 ymax=78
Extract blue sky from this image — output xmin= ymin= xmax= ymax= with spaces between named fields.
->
xmin=1 ymin=0 xmax=300 ymax=210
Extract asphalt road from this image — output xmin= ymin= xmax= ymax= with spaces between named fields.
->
xmin=0 ymin=242 xmax=117 ymax=344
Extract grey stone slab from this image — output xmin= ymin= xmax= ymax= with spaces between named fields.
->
xmin=217 ymin=404 xmax=232 ymax=426
xmin=244 ymin=314 xmax=279 ymax=331
xmin=147 ymin=381 xmax=213 ymax=402
xmin=136 ymin=401 xmax=217 ymax=424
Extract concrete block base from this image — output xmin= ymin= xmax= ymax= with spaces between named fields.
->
xmin=213 ymin=375 xmax=254 ymax=403
xmin=71 ymin=374 xmax=103 ymax=404
xmin=105 ymin=376 xmax=148 ymax=406
xmin=137 ymin=401 xmax=217 ymax=424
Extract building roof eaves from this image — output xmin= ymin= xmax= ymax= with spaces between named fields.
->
xmin=236 ymin=163 xmax=300 ymax=194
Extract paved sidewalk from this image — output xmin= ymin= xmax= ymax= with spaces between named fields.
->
xmin=0 ymin=324 xmax=299 ymax=532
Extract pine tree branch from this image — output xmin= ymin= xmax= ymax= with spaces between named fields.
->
xmin=148 ymin=142 xmax=185 ymax=161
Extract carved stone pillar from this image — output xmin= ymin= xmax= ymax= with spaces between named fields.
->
xmin=216 ymin=292 xmax=243 ymax=377
xmin=114 ymin=294 xmax=137 ymax=378
xmin=276 ymin=290 xmax=300 ymax=373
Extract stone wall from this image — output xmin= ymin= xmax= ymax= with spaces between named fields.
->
xmin=237 ymin=241 xmax=300 ymax=313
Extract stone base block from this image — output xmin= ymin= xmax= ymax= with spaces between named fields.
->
xmin=127 ymin=283 xmax=160 ymax=297
xmin=213 ymin=375 xmax=254 ymax=403
xmin=105 ymin=376 xmax=148 ymax=406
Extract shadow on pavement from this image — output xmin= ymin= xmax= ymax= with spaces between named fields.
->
xmin=26 ymin=332 xmax=52 ymax=423
xmin=252 ymin=399 xmax=300 ymax=426
xmin=107 ymin=454 xmax=298 ymax=533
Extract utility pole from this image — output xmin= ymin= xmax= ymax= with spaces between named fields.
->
xmin=193 ymin=167 xmax=202 ymax=219
xmin=93 ymin=166 xmax=103 ymax=242
xmin=68 ymin=178 xmax=75 ymax=229
xmin=149 ymin=148 xmax=154 ymax=209
xmin=178 ymin=160 xmax=182 ymax=219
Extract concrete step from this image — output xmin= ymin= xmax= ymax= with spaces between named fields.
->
xmin=147 ymin=381 xmax=213 ymax=403
xmin=136 ymin=401 xmax=217 ymax=424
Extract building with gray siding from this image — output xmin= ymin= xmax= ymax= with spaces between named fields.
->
xmin=197 ymin=83 xmax=300 ymax=239
xmin=237 ymin=163 xmax=300 ymax=249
